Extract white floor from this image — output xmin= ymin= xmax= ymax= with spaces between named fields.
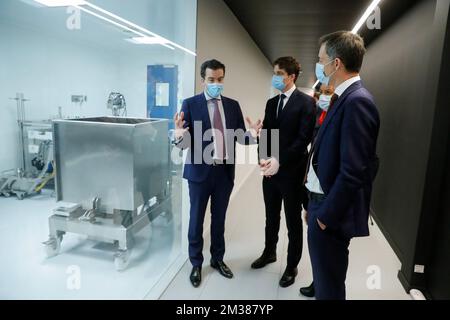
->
xmin=0 ymin=189 xmax=184 ymax=299
xmin=161 ymin=168 xmax=411 ymax=300
xmin=0 ymin=168 xmax=411 ymax=300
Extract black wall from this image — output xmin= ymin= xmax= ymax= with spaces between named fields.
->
xmin=425 ymin=5 xmax=450 ymax=298
xmin=361 ymin=0 xmax=450 ymax=298
xmin=427 ymin=145 xmax=450 ymax=299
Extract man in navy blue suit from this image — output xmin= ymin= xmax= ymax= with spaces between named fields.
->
xmin=304 ymin=31 xmax=380 ymax=300
xmin=173 ymin=59 xmax=262 ymax=288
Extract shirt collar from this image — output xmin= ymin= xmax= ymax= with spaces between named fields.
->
xmin=281 ymin=84 xmax=296 ymax=98
xmin=204 ymin=91 xmax=222 ymax=101
xmin=334 ymin=75 xmax=361 ymax=97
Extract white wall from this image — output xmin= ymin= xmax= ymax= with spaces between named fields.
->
xmin=196 ymin=0 xmax=273 ymax=190
xmin=0 ymin=0 xmax=197 ymax=172
xmin=0 ymin=20 xmax=121 ymax=171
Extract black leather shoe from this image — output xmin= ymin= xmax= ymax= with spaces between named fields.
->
xmin=299 ymin=282 xmax=315 ymax=297
xmin=251 ymin=253 xmax=277 ymax=269
xmin=211 ymin=260 xmax=233 ymax=278
xmin=190 ymin=266 xmax=202 ymax=288
xmin=279 ymin=267 xmax=298 ymax=288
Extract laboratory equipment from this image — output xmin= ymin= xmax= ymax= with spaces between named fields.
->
xmin=107 ymin=92 xmax=127 ymax=116
xmin=43 ymin=117 xmax=172 ymax=270
xmin=0 ymin=94 xmax=55 ymax=199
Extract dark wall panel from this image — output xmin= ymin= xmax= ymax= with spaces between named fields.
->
xmin=361 ymin=0 xmax=450 ymax=296
xmin=427 ymin=148 xmax=450 ymax=299
xmin=361 ymin=0 xmax=437 ymax=262
xmin=425 ymin=3 xmax=450 ymax=298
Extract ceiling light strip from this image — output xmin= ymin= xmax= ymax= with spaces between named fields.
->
xmin=83 ymin=1 xmax=195 ymax=55
xmin=351 ymin=0 xmax=382 ymax=34
xmin=74 ymin=5 xmax=175 ymax=50
xmin=312 ymin=79 xmax=320 ymax=90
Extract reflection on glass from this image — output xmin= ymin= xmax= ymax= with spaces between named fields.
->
xmin=0 ymin=0 xmax=196 ymax=299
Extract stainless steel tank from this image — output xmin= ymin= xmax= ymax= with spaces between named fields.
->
xmin=44 ymin=117 xmax=172 ymax=270
xmin=52 ymin=117 xmax=170 ymax=213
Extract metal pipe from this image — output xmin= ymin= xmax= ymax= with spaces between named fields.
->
xmin=9 ymin=93 xmax=26 ymax=171
xmin=18 ymin=93 xmax=29 ymax=172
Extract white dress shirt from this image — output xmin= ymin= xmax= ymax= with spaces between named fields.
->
xmin=276 ymin=84 xmax=296 ymax=117
xmin=305 ymin=75 xmax=361 ymax=194
xmin=204 ymin=91 xmax=228 ymax=160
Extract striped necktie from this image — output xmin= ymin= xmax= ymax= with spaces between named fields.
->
xmin=211 ymin=98 xmax=226 ymax=160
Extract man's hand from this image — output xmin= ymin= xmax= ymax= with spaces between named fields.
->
xmin=261 ymin=157 xmax=280 ymax=177
xmin=174 ymin=111 xmax=189 ymax=139
xmin=259 ymin=159 xmax=269 ymax=176
xmin=317 ymin=218 xmax=327 ymax=230
xmin=245 ymin=116 xmax=263 ymax=138
xmin=303 ymin=210 xmax=308 ymax=225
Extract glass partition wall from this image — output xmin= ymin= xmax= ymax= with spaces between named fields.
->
xmin=0 ymin=0 xmax=196 ymax=299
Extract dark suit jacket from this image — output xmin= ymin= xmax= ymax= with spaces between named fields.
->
xmin=260 ymin=89 xmax=316 ymax=181
xmin=179 ymin=93 xmax=250 ymax=183
xmin=311 ymin=80 xmax=380 ymax=238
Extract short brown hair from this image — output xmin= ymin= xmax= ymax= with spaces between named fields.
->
xmin=200 ymin=59 xmax=225 ymax=79
xmin=273 ymin=56 xmax=301 ymax=82
xmin=319 ymin=31 xmax=366 ymax=73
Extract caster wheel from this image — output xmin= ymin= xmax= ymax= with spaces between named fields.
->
xmin=114 ymin=250 xmax=130 ymax=271
xmin=43 ymin=236 xmax=62 ymax=258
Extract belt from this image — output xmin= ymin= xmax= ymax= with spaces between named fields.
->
xmin=308 ymin=191 xmax=326 ymax=203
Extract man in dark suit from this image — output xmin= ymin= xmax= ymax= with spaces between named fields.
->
xmin=299 ymin=82 xmax=335 ymax=298
xmin=305 ymin=31 xmax=380 ymax=300
xmin=250 ymin=56 xmax=316 ymax=288
xmin=173 ymin=59 xmax=262 ymax=288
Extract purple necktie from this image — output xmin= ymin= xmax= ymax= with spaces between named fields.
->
xmin=211 ymin=99 xmax=226 ymax=160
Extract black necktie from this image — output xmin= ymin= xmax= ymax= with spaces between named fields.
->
xmin=277 ymin=94 xmax=286 ymax=119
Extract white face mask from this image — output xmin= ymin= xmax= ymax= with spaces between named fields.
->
xmin=317 ymin=94 xmax=332 ymax=111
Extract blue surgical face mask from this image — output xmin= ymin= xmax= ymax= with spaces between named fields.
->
xmin=206 ymin=83 xmax=224 ymax=98
xmin=317 ymin=94 xmax=332 ymax=111
xmin=272 ymin=75 xmax=286 ymax=91
xmin=315 ymin=60 xmax=336 ymax=86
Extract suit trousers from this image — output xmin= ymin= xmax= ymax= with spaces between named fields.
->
xmin=188 ymin=164 xmax=234 ymax=267
xmin=307 ymin=199 xmax=351 ymax=300
xmin=262 ymin=176 xmax=303 ymax=268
